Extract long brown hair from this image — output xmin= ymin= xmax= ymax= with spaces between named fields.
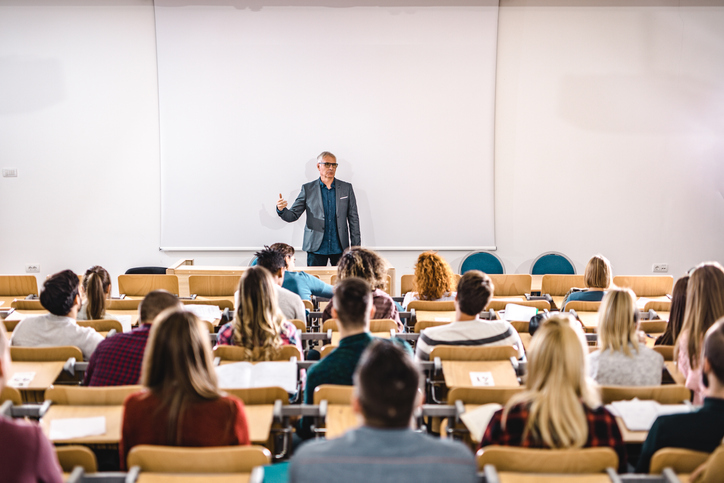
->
xmin=233 ymin=266 xmax=284 ymax=361
xmin=141 ymin=308 xmax=221 ymax=445
xmin=679 ymin=262 xmax=724 ymax=369
xmin=82 ymin=265 xmax=111 ymax=320
xmin=657 ymin=275 xmax=689 ymax=346
xmin=413 ymin=251 xmax=456 ymax=300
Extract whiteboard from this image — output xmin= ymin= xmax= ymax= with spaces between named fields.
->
xmin=155 ymin=0 xmax=498 ymax=251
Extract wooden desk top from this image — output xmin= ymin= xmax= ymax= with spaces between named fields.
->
xmin=244 ymin=404 xmax=274 ymax=443
xmin=325 ymin=404 xmax=359 ymax=440
xmin=665 ymin=361 xmax=686 ymax=385
xmin=575 ymin=311 xmax=599 ymax=332
xmin=414 ymin=310 xmax=456 ymax=323
xmin=442 ymin=360 xmax=519 ymax=388
xmin=40 ymin=405 xmax=123 ymax=444
xmin=519 ymin=333 xmax=532 ymax=351
xmin=136 ymin=475 xmax=250 ymax=483
xmin=496 ymin=473 xmax=612 ymax=483
xmin=9 ymin=361 xmax=65 ymax=391
xmin=615 ymin=416 xmax=648 ymax=443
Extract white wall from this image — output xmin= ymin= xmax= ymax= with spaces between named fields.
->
xmin=1 ymin=0 xmax=723 ymax=294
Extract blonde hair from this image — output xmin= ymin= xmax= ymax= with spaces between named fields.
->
xmin=413 ymin=251 xmax=456 ymax=301
xmin=503 ymin=315 xmax=599 ymax=449
xmin=233 ymin=266 xmax=284 ymax=361
xmin=584 ymin=255 xmax=612 ymax=290
xmin=141 ymin=308 xmax=222 ymax=445
xmin=337 ymin=247 xmax=388 ymax=291
xmin=680 ymin=262 xmax=724 ymax=369
xmin=597 ymin=287 xmax=639 ymax=357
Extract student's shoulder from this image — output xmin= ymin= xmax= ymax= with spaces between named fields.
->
xmin=411 ymin=430 xmax=475 ymax=458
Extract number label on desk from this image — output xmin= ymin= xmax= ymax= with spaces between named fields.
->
xmin=470 ymin=371 xmax=495 ymax=386
xmin=8 ymin=372 xmax=35 ymax=388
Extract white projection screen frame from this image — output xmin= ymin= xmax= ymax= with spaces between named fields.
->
xmin=155 ymin=0 xmax=499 ymax=251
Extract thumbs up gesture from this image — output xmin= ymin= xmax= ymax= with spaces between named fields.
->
xmin=276 ymin=193 xmax=288 ymax=211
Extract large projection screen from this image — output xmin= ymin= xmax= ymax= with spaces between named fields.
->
xmin=155 ymin=0 xmax=499 ymax=251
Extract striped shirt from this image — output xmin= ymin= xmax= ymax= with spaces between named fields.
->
xmin=414 ymin=319 xmax=525 ymax=361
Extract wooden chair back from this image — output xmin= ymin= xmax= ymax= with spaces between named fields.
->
xmin=639 ymin=320 xmax=667 ymax=334
xmin=487 ymin=274 xmax=532 ymax=296
xmin=10 ymin=346 xmax=83 ymax=362
xmin=643 ymin=300 xmax=671 ymax=312
xmin=476 ymin=446 xmax=618 ymax=473
xmin=182 ymin=298 xmax=234 ymax=311
xmin=127 ymin=444 xmax=271 ymax=473
xmin=430 ymin=345 xmax=518 ymax=361
xmin=0 ymin=275 xmax=38 ymax=296
xmin=447 ymin=386 xmax=524 ymax=406
xmin=10 ymin=300 xmax=44 ymax=310
xmin=599 ymin=385 xmax=691 ymax=405
xmin=401 ymin=274 xmax=414 ymax=294
xmin=487 ymin=299 xmax=550 ymax=311
xmin=321 ymin=319 xmax=339 ymax=332
xmin=320 ymin=345 xmax=337 ymax=358
xmin=313 ymin=384 xmax=354 ymax=405
xmin=541 ymin=275 xmax=586 ymax=296
xmin=0 ymin=386 xmax=22 ymax=405
xmin=106 ymin=299 xmax=141 ymax=310
xmin=613 ymin=275 xmax=674 ymax=297
xmin=45 ymin=385 xmax=142 ymax=405
xmin=290 ymin=319 xmax=306 ymax=333
xmin=688 ymin=444 xmax=724 ymax=483
xmin=407 ymin=300 xmax=456 ymax=312
xmin=224 ymin=387 xmax=289 ymax=405
xmin=369 ymin=319 xmax=397 ymax=333
xmin=652 ymin=345 xmax=674 ymax=361
xmin=118 ymin=274 xmax=179 ymax=297
xmin=55 ymin=445 xmax=98 ymax=473
xmin=649 ymin=447 xmax=710 ymax=475
xmin=188 ymin=275 xmax=240 ymax=296
xmin=303 ymin=300 xmax=314 ymax=311
xmin=414 ymin=320 xmax=451 ymax=333
xmin=565 ymin=301 xmax=601 ymax=313
xmin=77 ymin=319 xmax=123 ymax=333
xmin=214 ymin=344 xmax=301 ymax=361
xmin=509 ymin=320 xmax=529 ymax=333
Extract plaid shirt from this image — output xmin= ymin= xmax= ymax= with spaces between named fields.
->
xmin=83 ymin=324 xmax=151 ymax=387
xmin=480 ymin=402 xmax=627 ymax=473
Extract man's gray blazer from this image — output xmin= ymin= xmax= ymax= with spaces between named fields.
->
xmin=278 ymin=178 xmax=361 ymax=253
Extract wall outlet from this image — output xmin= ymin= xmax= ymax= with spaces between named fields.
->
xmin=2 ymin=168 xmax=18 ymax=177
xmin=653 ymin=263 xmax=669 ymax=273
xmin=25 ymin=264 xmax=40 ymax=273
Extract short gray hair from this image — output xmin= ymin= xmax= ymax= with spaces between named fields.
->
xmin=317 ymin=151 xmax=336 ymax=163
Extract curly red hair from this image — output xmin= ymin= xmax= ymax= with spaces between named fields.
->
xmin=413 ymin=251 xmax=456 ymax=301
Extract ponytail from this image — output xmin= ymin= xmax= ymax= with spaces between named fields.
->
xmin=83 ymin=266 xmax=111 ymax=320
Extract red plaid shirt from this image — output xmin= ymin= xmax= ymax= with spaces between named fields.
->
xmin=83 ymin=324 xmax=151 ymax=387
xmin=480 ymin=402 xmax=627 ymax=472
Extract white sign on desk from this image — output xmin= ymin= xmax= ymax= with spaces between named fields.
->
xmin=470 ymin=371 xmax=495 ymax=387
xmin=49 ymin=416 xmax=107 ymax=440
xmin=8 ymin=372 xmax=35 ymax=388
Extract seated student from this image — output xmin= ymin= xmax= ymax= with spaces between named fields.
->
xmin=215 ymin=266 xmax=302 ymax=360
xmin=84 ymin=290 xmax=181 ymax=386
xmin=299 ymin=277 xmax=411 ymax=439
xmin=562 ymin=254 xmax=612 ymax=309
xmin=11 ymin=269 xmax=104 ymax=361
xmin=415 ymin=270 xmax=524 ymax=361
xmin=271 ymin=242 xmax=334 ymax=301
xmin=321 ymin=247 xmax=402 ymax=331
xmin=290 ymin=341 xmax=477 ymax=483
xmin=120 ymin=309 xmax=250 ymax=467
xmin=677 ymin=262 xmax=724 ymax=404
xmin=480 ymin=315 xmax=627 ymax=473
xmin=589 ymin=287 xmax=663 ymax=386
xmin=77 ymin=265 xmax=113 ymax=320
xmin=402 ymin=251 xmax=457 ymax=310
xmin=637 ymin=317 xmax=724 ymax=473
xmin=655 ymin=274 xmax=688 ymax=346
xmin=0 ymin=323 xmax=64 ymax=483
xmin=254 ymin=246 xmax=306 ymax=322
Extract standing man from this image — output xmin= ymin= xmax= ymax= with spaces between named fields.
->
xmin=276 ymin=151 xmax=360 ymax=266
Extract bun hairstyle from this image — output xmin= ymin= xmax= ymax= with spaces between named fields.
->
xmin=82 ymin=266 xmax=111 ymax=320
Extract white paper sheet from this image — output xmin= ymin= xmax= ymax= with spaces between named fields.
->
xmin=112 ymin=315 xmax=133 ymax=333
xmin=184 ymin=304 xmax=222 ymax=322
xmin=460 ymin=403 xmax=503 ymax=442
xmin=49 ymin=416 xmax=106 ymax=440
xmin=8 ymin=372 xmax=35 ymax=388
xmin=636 ymin=297 xmax=652 ymax=310
xmin=216 ymin=361 xmax=297 ymax=394
xmin=470 ymin=371 xmax=495 ymax=387
xmin=608 ymin=399 xmax=691 ymax=431
xmin=503 ymin=304 xmax=538 ymax=322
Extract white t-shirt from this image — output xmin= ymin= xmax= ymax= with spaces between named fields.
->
xmin=10 ymin=313 xmax=104 ymax=361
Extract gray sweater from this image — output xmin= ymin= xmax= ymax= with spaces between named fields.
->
xmin=589 ymin=343 xmax=664 ymax=386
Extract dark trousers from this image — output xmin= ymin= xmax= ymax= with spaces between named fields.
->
xmin=307 ymin=252 xmax=342 ymax=266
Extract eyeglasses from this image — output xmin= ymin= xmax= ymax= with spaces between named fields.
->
xmin=319 ymin=162 xmax=338 ymax=169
